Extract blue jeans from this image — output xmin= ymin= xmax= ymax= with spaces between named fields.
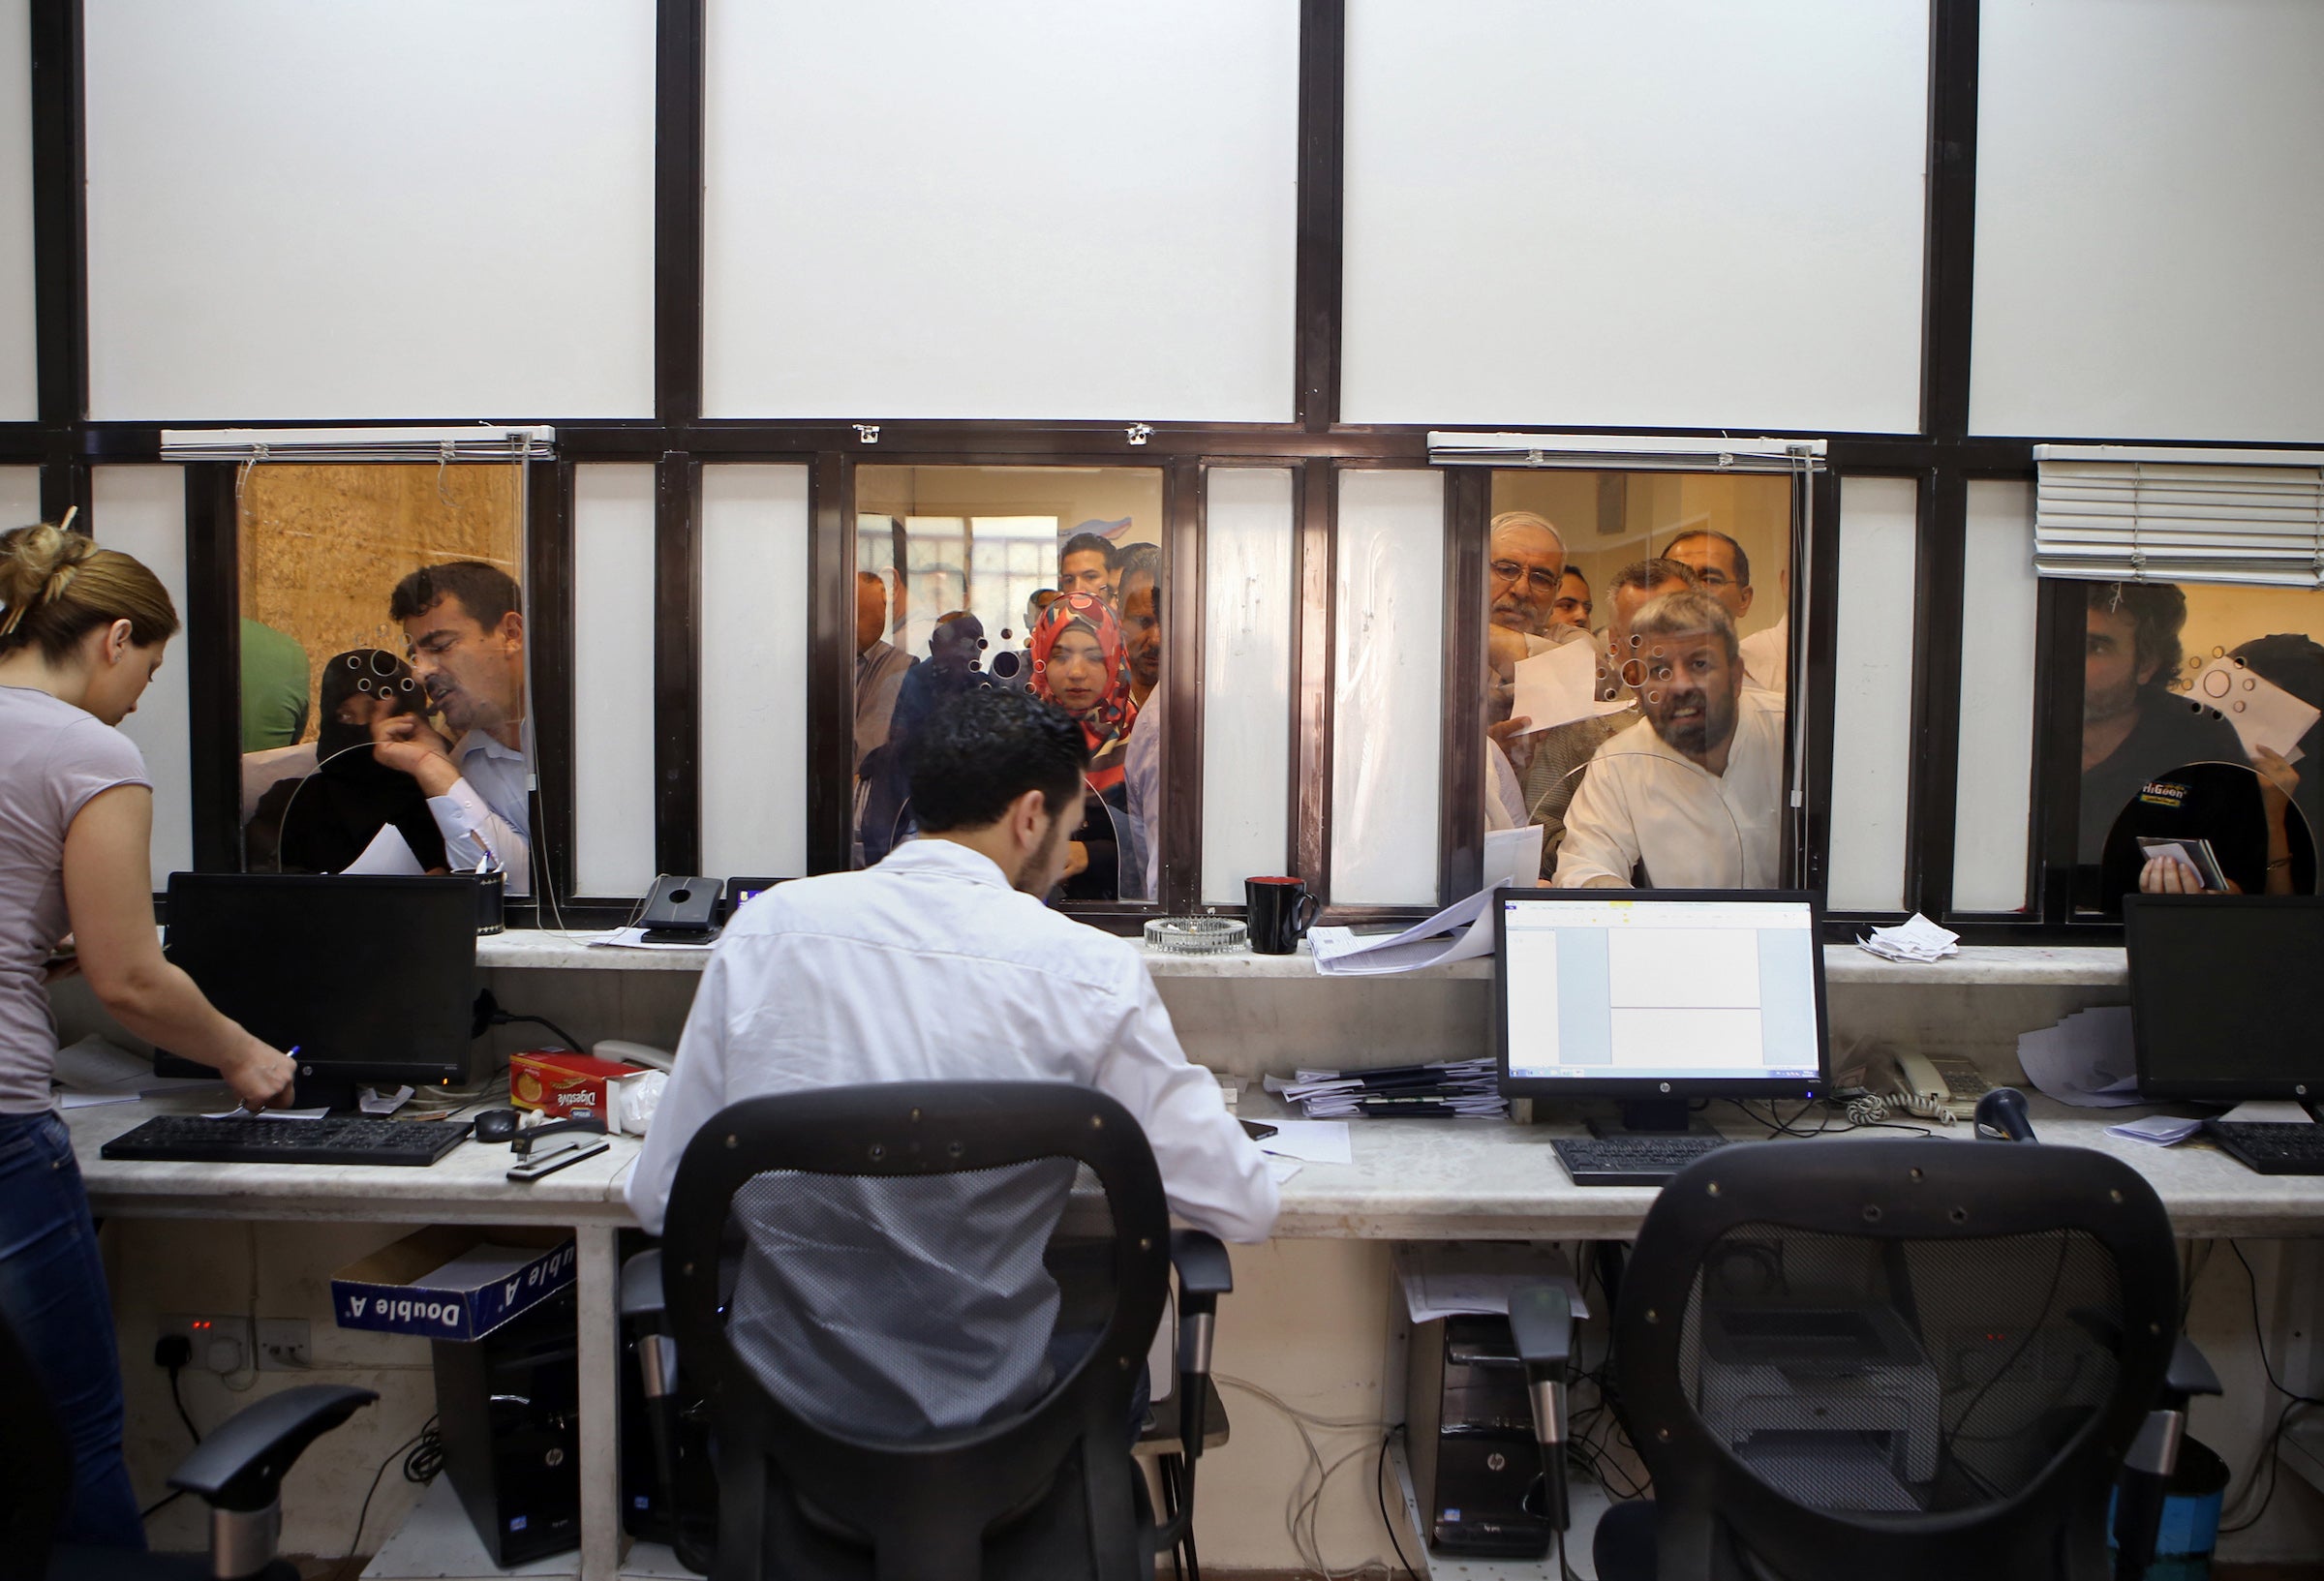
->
xmin=0 ymin=1110 xmax=144 ymax=1550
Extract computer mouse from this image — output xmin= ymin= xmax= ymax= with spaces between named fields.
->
xmin=473 ymin=1108 xmax=521 ymax=1143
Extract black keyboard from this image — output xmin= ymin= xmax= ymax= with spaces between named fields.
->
xmin=1553 ymin=1134 xmax=1730 ymax=1187
xmin=2205 ymin=1121 xmax=2324 ymax=1176
xmin=101 ymin=1115 xmax=471 ymax=1168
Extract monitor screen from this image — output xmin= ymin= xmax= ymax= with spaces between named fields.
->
xmin=1497 ymin=892 xmax=1826 ymax=1096
xmin=2126 ymin=894 xmax=2324 ymax=1101
xmin=163 ymin=873 xmax=478 ymax=1088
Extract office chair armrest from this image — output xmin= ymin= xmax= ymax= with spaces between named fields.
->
xmin=168 ymin=1384 xmax=377 ymax=1511
xmin=621 ymin=1247 xmax=667 ymax=1322
xmin=2165 ymin=1335 xmax=2222 ymax=1401
xmin=1508 ymin=1283 xmax=1574 ymax=1535
xmin=1168 ymin=1231 xmax=1232 ymax=1467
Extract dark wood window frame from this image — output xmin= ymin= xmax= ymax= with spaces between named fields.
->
xmin=9 ymin=0 xmax=2319 ymax=939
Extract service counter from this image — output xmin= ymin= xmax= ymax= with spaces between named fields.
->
xmin=62 ymin=939 xmax=2324 ymax=1576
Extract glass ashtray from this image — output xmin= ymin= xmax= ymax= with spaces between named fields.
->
xmin=1143 ymin=917 xmax=1250 ymax=956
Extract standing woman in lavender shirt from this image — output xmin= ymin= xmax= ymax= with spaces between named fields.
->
xmin=0 ymin=522 xmax=297 ymax=1548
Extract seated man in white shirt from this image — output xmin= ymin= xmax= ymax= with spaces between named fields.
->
xmin=1553 ymin=589 xmax=1785 ymax=890
xmin=627 ymin=687 xmax=1277 ymax=1438
xmin=372 ymin=562 xmax=533 ymax=895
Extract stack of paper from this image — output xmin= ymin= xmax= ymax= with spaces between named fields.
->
xmin=50 ymin=1033 xmax=225 ymax=1109
xmin=2018 ymin=1006 xmax=2140 ymax=1108
xmin=1264 ymin=1060 xmax=1505 ymax=1119
xmin=1856 ymin=914 xmax=1961 ymax=963
xmin=1396 ymin=1242 xmax=1589 ymax=1324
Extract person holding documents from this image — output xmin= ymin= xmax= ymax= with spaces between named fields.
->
xmin=1 ymin=524 xmax=297 ymax=1554
xmin=1483 ymin=512 xmax=1587 ymax=818
xmin=1516 ymin=559 xmax=1701 ymax=874
xmin=627 ymin=688 xmax=1273 ymax=1436
xmin=1553 ymin=589 xmax=1783 ymax=889
xmin=375 ymin=562 xmax=533 ymax=896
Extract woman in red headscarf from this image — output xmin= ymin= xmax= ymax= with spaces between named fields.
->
xmin=1029 ymin=591 xmax=1133 ymax=897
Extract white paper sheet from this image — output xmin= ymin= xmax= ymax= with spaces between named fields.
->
xmin=2107 ymin=1114 xmax=2205 ymax=1145
xmin=1254 ymin=1119 xmax=1353 ymax=1166
xmin=1395 ymin=1242 xmax=1590 ymax=1325
xmin=589 ymin=927 xmax=719 ymax=952
xmin=1856 ymin=913 xmax=1961 ymax=963
xmin=52 ymin=1034 xmax=151 ymax=1092
xmin=1265 ymin=1157 xmax=1304 ymax=1186
xmin=2219 ymin=1099 xmax=2314 ymax=1125
xmin=2188 ymin=656 xmax=2318 ymax=763
xmin=359 ymin=1084 xmax=415 ymax=1116
xmin=343 ymin=823 xmax=425 ymax=876
xmin=202 ymin=1106 xmax=333 ymax=1121
xmin=417 ymin=1244 xmax=555 ymax=1292
xmin=1484 ymin=823 xmax=1544 ymax=893
xmin=2016 ymin=1006 xmax=2141 ymax=1108
xmin=1511 ymin=637 xmax=1629 ymax=737
xmin=1309 ymin=886 xmax=1499 ymax=976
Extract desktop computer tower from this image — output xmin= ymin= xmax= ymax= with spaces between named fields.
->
xmin=1405 ymin=1315 xmax=1553 ymax=1559
xmin=432 ymin=1288 xmax=581 ymax=1566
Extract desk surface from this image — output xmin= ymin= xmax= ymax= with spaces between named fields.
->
xmin=69 ymin=1089 xmax=2324 ymax=1241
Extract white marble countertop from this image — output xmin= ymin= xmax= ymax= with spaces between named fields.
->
xmin=479 ymin=929 xmax=2128 ymax=989
xmin=69 ymin=1084 xmax=2313 ymax=1241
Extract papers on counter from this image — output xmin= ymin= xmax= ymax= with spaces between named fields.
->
xmin=588 ymin=927 xmax=718 ymax=952
xmin=2220 ymin=1100 xmax=2314 ymax=1125
xmin=1253 ymin=1119 xmax=1353 ymax=1166
xmin=59 ymin=1079 xmax=224 ymax=1110
xmin=359 ymin=1085 xmax=415 ymax=1116
xmin=1306 ymin=838 xmax=1541 ymax=978
xmin=51 ymin=1033 xmax=226 ymax=1109
xmin=1266 ymin=1060 xmax=1506 ymax=1119
xmin=1510 ymin=638 xmax=1630 ymax=737
xmin=202 ymin=1106 xmax=333 ymax=1121
xmin=2017 ymin=1006 xmax=2141 ymax=1108
xmin=1856 ymin=914 xmax=1960 ymax=963
xmin=1396 ymin=1242 xmax=1589 ymax=1325
xmin=2108 ymin=1114 xmax=2204 ymax=1146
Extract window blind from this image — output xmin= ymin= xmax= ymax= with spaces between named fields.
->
xmin=2034 ymin=445 xmax=2324 ymax=589
xmin=1428 ymin=433 xmax=1825 ymax=474
xmin=159 ymin=426 xmax=554 ymax=464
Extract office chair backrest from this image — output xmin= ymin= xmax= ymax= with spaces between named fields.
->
xmin=1615 ymin=1139 xmax=2179 ymax=1581
xmin=662 ymin=1081 xmax=1173 ymax=1581
xmin=0 ymin=1306 xmax=70 ymax=1577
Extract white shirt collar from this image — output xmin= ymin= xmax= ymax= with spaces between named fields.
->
xmin=872 ymin=837 xmax=1017 ymax=892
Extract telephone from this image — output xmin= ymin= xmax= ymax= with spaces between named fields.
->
xmin=1840 ymin=1044 xmax=1991 ymax=1124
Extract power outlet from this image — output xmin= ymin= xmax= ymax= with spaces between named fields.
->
xmin=255 ymin=1319 xmax=312 ymax=1371
xmin=159 ymin=1314 xmax=250 ymax=1375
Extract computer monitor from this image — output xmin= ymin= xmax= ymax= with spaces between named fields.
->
xmin=159 ymin=873 xmax=480 ymax=1110
xmin=1495 ymin=890 xmax=1829 ymax=1131
xmin=2125 ymin=894 xmax=2324 ymax=1103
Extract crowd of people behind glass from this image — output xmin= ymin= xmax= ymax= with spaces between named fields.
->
xmin=853 ymin=525 xmax=1166 ymax=901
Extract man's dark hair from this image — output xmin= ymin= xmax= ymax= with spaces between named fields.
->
xmin=2088 ymin=581 xmax=2187 ymax=688
xmin=907 ymin=688 xmax=1089 ymax=832
xmin=1664 ymin=529 xmax=1751 ymax=589
xmin=1117 ymin=541 xmax=1163 ymax=620
xmin=1059 ymin=532 xmax=1120 ymax=571
xmin=1562 ymin=565 xmax=1590 ymax=592
xmin=1606 ymin=557 xmax=1702 ymax=599
xmin=390 ymin=561 xmax=521 ymax=627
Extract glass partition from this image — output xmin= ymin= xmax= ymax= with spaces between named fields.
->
xmin=236 ymin=463 xmax=532 ymax=895
xmin=1485 ymin=470 xmax=1796 ymax=890
xmin=852 ymin=466 xmax=1165 ymax=903
xmin=2071 ymin=581 xmax=2321 ymax=914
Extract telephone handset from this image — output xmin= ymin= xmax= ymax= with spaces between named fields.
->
xmin=1840 ymin=1044 xmax=1991 ymax=1124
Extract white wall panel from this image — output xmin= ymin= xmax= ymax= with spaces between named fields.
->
xmin=1973 ymin=1 xmax=2324 ymax=442
xmin=1330 ymin=469 xmax=1443 ymax=905
xmin=699 ymin=467 xmax=810 ymax=880
xmin=91 ymin=467 xmax=189 ymax=889
xmin=83 ymin=0 xmax=655 ymax=420
xmin=571 ymin=467 xmax=657 ymax=897
xmin=703 ymin=0 xmax=1299 ymax=421
xmin=1951 ymin=480 xmax=2042 ymax=913
xmin=1340 ymin=0 xmax=1927 ymax=433
xmin=1201 ymin=469 xmax=1296 ymax=905
xmin=1826 ymin=477 xmax=1919 ymax=912
xmin=0 ymin=0 xmax=35 ymax=421
xmin=0 ymin=466 xmax=38 ymax=525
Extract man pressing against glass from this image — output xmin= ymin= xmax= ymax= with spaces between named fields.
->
xmin=373 ymin=561 xmax=533 ymax=894
xmin=1553 ymin=589 xmax=1783 ymax=889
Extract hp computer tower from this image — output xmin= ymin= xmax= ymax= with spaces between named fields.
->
xmin=432 ymin=1288 xmax=581 ymax=1566
xmin=1404 ymin=1315 xmax=1553 ymax=1559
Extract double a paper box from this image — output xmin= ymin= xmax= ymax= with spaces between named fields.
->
xmin=331 ymin=1227 xmax=576 ymax=1342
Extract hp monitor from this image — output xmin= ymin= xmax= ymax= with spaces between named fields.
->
xmin=159 ymin=873 xmax=480 ymax=1109
xmin=1495 ymin=890 xmax=1829 ymax=1131
xmin=2125 ymin=894 xmax=2324 ymax=1103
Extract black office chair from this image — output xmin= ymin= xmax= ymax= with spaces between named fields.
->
xmin=0 ymin=1306 xmax=375 ymax=1581
xmin=652 ymin=1081 xmax=1234 ymax=1581
xmin=1528 ymin=1134 xmax=2215 ymax=1581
